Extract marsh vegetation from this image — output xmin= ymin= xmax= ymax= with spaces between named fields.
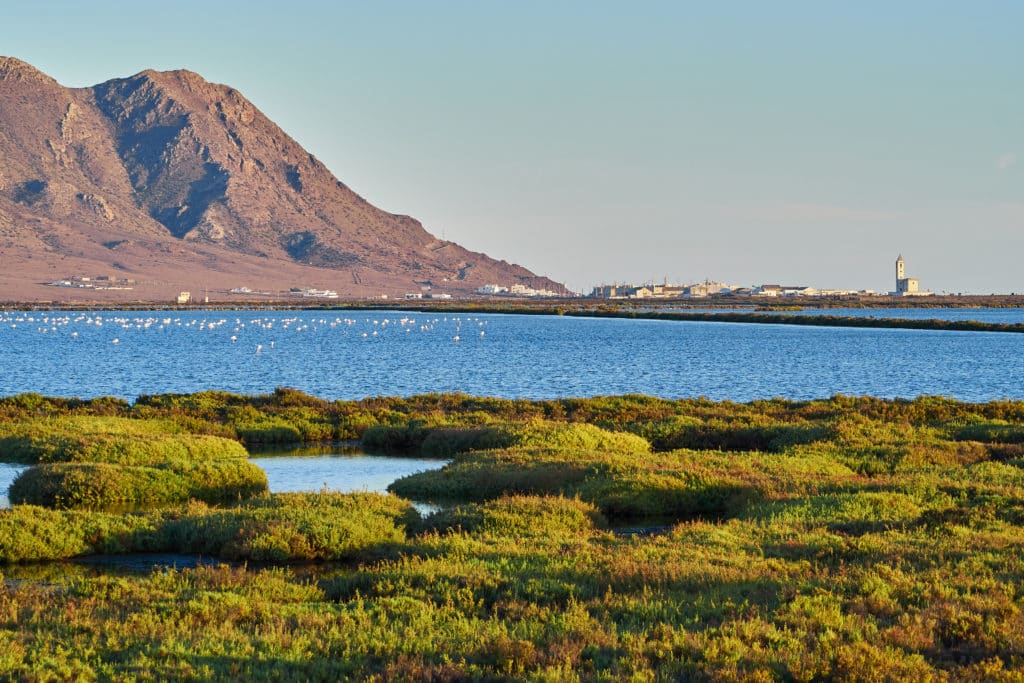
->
xmin=2 ymin=390 xmax=1024 ymax=679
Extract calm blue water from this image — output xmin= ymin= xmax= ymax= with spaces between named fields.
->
xmin=0 ymin=463 xmax=24 ymax=508
xmin=747 ymin=307 xmax=1024 ymax=323
xmin=0 ymin=449 xmax=445 ymax=510
xmin=0 ymin=309 xmax=1022 ymax=402
xmin=249 ymin=450 xmax=446 ymax=496
xmin=658 ymin=307 xmax=1024 ymax=323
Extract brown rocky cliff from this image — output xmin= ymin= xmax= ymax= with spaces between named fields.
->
xmin=0 ymin=57 xmax=566 ymax=299
xmin=0 ymin=57 xmax=164 ymax=239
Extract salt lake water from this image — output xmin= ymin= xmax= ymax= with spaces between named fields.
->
xmin=0 ymin=463 xmax=23 ymax=508
xmin=248 ymin=446 xmax=446 ymax=497
xmin=0 ymin=308 xmax=1022 ymax=402
xmin=720 ymin=307 xmax=1024 ymax=324
xmin=0 ymin=448 xmax=446 ymax=510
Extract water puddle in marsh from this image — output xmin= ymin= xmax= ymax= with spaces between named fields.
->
xmin=0 ymin=445 xmax=447 ymax=511
xmin=2 ymin=446 xmax=679 ymax=581
xmin=1 ymin=444 xmax=449 ymax=579
xmin=248 ymin=443 xmax=447 ymax=509
xmin=0 ymin=463 xmax=27 ymax=509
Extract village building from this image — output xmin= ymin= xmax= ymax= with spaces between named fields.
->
xmin=589 ymin=281 xmax=738 ymax=299
xmin=894 ymin=255 xmax=933 ymax=296
xmin=686 ymin=281 xmax=734 ymax=297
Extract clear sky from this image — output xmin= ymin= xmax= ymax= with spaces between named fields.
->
xmin=2 ymin=1 xmax=1021 ymax=293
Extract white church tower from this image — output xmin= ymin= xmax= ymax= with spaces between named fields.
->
xmin=895 ymin=254 xmax=922 ymax=295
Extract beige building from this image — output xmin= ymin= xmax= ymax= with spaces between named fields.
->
xmin=590 ymin=281 xmax=735 ymax=299
xmin=687 ymin=281 xmax=734 ymax=297
xmin=895 ymin=255 xmax=931 ymax=296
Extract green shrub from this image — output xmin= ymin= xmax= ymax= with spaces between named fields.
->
xmin=275 ymin=407 xmax=336 ymax=441
xmin=0 ymin=393 xmax=131 ymax=420
xmin=0 ymin=417 xmax=246 ymax=465
xmin=747 ymin=492 xmax=926 ymax=532
xmin=0 ymin=505 xmax=156 ymax=563
xmin=512 ymin=421 xmax=651 ymax=455
xmin=333 ymin=410 xmax=380 ymax=440
xmin=647 ymin=418 xmax=829 ymax=452
xmin=209 ymin=492 xmax=413 ymax=562
xmin=226 ymin=405 xmax=303 ymax=444
xmin=420 ymin=427 xmax=514 ymax=457
xmin=364 ymin=420 xmax=648 ymax=458
xmin=580 ymin=469 xmax=762 ymax=520
xmin=0 ymin=417 xmax=260 ymax=510
xmin=425 ymin=495 xmax=607 ymax=539
xmin=361 ymin=422 xmax=433 ymax=453
xmin=0 ymin=492 xmax=413 ymax=564
xmin=8 ymin=390 xmax=1024 ymax=678
xmin=390 ymin=451 xmax=594 ymax=502
xmin=393 ymin=447 xmax=851 ymax=522
xmin=233 ymin=419 xmax=304 ymax=444
xmin=9 ymin=459 xmax=268 ymax=509
xmin=954 ymin=420 xmax=1024 ymax=444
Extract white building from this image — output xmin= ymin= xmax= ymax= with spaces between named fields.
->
xmin=686 ymin=281 xmax=736 ymax=297
xmin=297 ymin=288 xmax=338 ymax=299
xmin=894 ymin=255 xmax=932 ymax=296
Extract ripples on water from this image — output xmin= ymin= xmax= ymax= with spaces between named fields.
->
xmin=0 ymin=309 xmax=1022 ymax=402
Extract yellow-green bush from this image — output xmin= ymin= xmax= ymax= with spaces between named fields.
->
xmin=0 ymin=416 xmax=260 ymax=509
xmin=425 ymin=495 xmax=607 ymax=539
xmin=5 ymin=391 xmax=1024 ymax=678
xmin=364 ymin=419 xmax=649 ymax=458
xmin=9 ymin=459 xmax=268 ymax=509
xmin=392 ymin=447 xmax=852 ymax=521
xmin=0 ymin=416 xmax=246 ymax=465
xmin=0 ymin=492 xmax=413 ymax=563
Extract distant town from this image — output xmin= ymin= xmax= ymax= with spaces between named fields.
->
xmin=464 ymin=254 xmax=934 ymax=300
xmin=42 ymin=255 xmax=934 ymax=303
xmin=585 ymin=255 xmax=932 ymax=300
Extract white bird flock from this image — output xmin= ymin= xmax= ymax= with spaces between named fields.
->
xmin=0 ymin=312 xmax=491 ymax=351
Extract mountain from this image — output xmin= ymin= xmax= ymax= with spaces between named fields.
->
xmin=0 ymin=57 xmax=566 ymax=301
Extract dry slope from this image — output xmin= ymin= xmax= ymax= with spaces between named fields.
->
xmin=0 ymin=57 xmax=564 ymax=301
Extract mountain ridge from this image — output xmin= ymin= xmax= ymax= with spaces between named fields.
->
xmin=0 ymin=57 xmax=565 ymax=301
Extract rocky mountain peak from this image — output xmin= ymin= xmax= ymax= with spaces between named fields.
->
xmin=0 ymin=56 xmax=57 ymax=84
xmin=0 ymin=57 xmax=567 ymax=301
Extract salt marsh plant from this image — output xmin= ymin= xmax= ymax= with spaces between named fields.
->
xmin=9 ymin=459 xmax=267 ymax=509
xmin=3 ymin=391 xmax=1024 ymax=678
xmin=0 ymin=492 xmax=415 ymax=563
xmin=0 ymin=416 xmax=265 ymax=508
xmin=364 ymin=420 xmax=649 ymax=458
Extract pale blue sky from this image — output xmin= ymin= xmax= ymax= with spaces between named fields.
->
xmin=3 ymin=1 xmax=1021 ymax=293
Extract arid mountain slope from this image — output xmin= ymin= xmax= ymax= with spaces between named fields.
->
xmin=0 ymin=57 xmax=564 ymax=301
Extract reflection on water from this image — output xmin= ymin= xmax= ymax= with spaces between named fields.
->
xmin=3 ymin=554 xmax=236 ymax=583
xmin=248 ymin=445 xmax=448 ymax=498
xmin=0 ymin=463 xmax=27 ymax=509
xmin=248 ymin=442 xmax=364 ymax=457
xmin=1 ymin=445 xmax=449 ymax=579
xmin=1 ymin=445 xmax=447 ymax=514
